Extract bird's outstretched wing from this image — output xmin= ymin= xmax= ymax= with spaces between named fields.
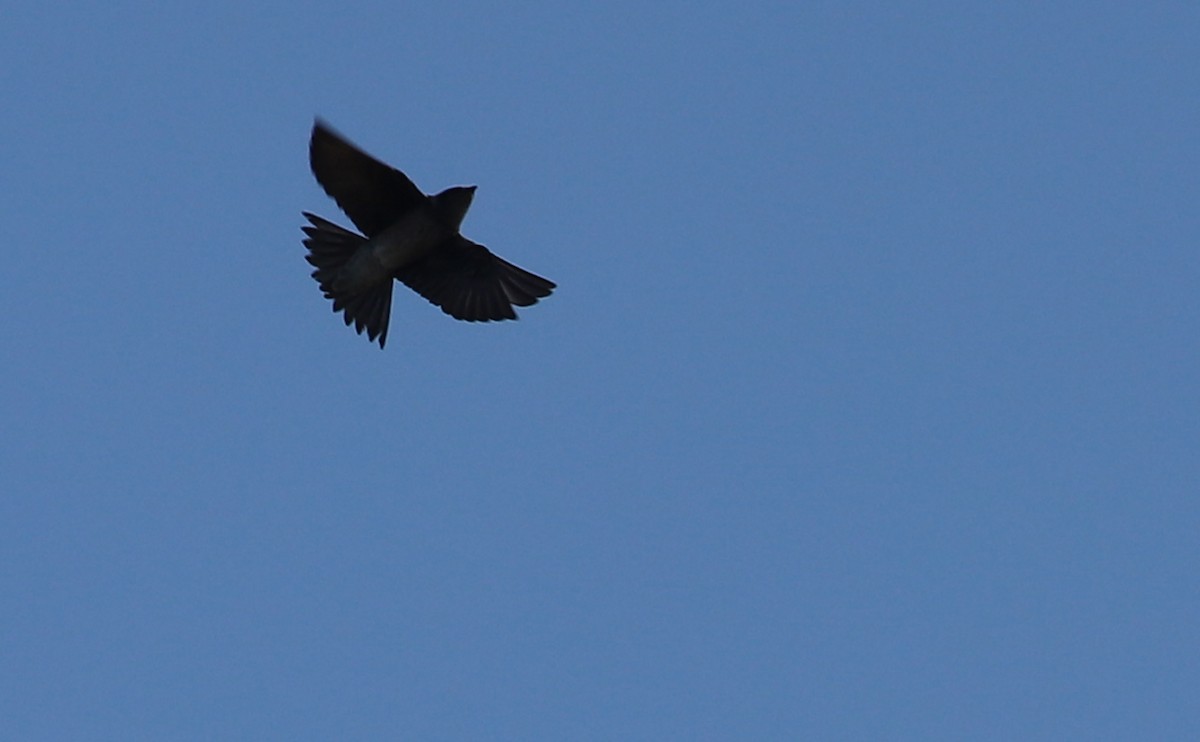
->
xmin=395 ymin=235 xmax=556 ymax=322
xmin=309 ymin=119 xmax=426 ymax=237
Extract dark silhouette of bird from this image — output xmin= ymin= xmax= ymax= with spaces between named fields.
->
xmin=301 ymin=119 xmax=555 ymax=348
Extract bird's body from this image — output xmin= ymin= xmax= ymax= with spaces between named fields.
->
xmin=301 ymin=120 xmax=555 ymax=347
xmin=337 ymin=210 xmax=446 ymax=291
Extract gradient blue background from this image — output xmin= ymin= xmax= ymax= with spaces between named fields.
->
xmin=3 ymin=2 xmax=1197 ymax=739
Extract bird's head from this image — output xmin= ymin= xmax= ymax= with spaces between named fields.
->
xmin=431 ymin=185 xmax=476 ymax=231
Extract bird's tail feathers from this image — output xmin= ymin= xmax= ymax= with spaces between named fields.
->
xmin=301 ymin=212 xmax=393 ymax=348
xmin=302 ymin=212 xmax=365 ymax=286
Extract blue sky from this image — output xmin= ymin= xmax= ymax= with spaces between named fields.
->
xmin=2 ymin=2 xmax=1197 ymax=739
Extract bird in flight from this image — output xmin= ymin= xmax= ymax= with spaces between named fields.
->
xmin=301 ymin=119 xmax=555 ymax=348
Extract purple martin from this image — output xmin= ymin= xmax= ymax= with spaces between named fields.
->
xmin=301 ymin=119 xmax=555 ymax=348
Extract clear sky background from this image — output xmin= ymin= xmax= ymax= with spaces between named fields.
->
xmin=2 ymin=2 xmax=1197 ymax=739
